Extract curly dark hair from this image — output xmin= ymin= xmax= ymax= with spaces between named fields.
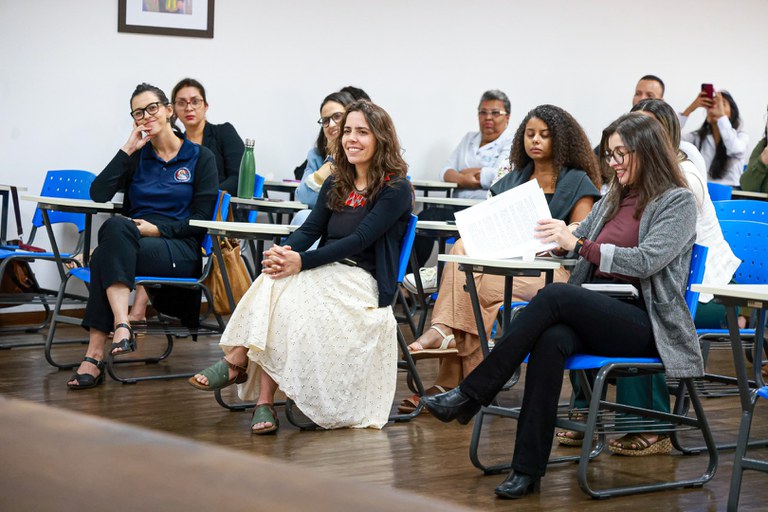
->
xmin=693 ymin=90 xmax=741 ymax=181
xmin=509 ymin=104 xmax=601 ymax=189
xmin=326 ymin=100 xmax=410 ymax=211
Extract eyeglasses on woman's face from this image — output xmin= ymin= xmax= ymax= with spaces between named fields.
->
xmin=130 ymin=101 xmax=165 ymax=121
xmin=603 ymin=146 xmax=634 ymax=165
xmin=174 ymin=98 xmax=204 ymax=109
xmin=318 ymin=111 xmax=344 ymax=127
xmin=477 ymin=109 xmax=508 ymax=119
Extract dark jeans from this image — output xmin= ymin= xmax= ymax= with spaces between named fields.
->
xmin=82 ymin=216 xmax=200 ymax=333
xmin=460 ymin=282 xmax=658 ymax=477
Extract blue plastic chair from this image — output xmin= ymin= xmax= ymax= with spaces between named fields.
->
xmin=44 ymin=191 xmax=233 ymax=383
xmin=0 ymin=170 xmax=96 ymax=337
xmin=708 ymin=182 xmax=733 ymax=201
xmin=469 ymin=244 xmax=718 ymax=499
xmin=714 ymin=200 xmax=768 ymax=224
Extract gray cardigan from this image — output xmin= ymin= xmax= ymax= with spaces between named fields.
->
xmin=570 ymin=187 xmax=704 ymax=378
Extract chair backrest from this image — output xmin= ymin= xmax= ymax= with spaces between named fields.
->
xmin=707 ymin=182 xmax=733 ymax=202
xmin=719 ymin=220 xmax=768 ymax=284
xmin=397 ymin=214 xmax=418 ymax=284
xmin=201 ymin=190 xmax=231 ymax=256
xmin=713 ymin=200 xmax=768 ymax=224
xmin=246 ymin=174 xmax=267 ymax=224
xmin=31 ymin=170 xmax=97 ymax=231
xmin=685 ymin=244 xmax=708 ymax=317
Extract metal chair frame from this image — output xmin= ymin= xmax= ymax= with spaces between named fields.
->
xmin=0 ymin=171 xmax=95 ymax=342
xmin=469 ymin=244 xmax=719 ymax=499
xmin=43 ymin=191 xmax=231 ymax=383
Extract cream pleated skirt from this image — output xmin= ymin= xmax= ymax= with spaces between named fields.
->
xmin=219 ymin=262 xmax=397 ymax=429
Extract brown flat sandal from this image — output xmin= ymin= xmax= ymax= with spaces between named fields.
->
xmin=608 ymin=433 xmax=672 ymax=456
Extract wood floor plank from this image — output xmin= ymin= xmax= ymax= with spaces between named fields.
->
xmin=0 ymin=324 xmax=766 ymax=511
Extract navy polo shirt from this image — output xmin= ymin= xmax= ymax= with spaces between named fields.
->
xmin=128 ymin=139 xmax=200 ymax=222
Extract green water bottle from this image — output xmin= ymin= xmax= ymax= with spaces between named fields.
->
xmin=237 ymin=138 xmax=256 ymax=199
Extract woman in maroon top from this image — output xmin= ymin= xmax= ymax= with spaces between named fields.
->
xmin=422 ymin=114 xmax=699 ymax=500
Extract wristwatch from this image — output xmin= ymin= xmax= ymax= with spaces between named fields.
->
xmin=574 ymin=236 xmax=587 ymax=254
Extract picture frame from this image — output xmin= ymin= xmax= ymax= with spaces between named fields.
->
xmin=118 ymin=0 xmax=215 ymax=39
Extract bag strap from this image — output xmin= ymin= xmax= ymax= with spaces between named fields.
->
xmin=10 ymin=186 xmax=23 ymax=242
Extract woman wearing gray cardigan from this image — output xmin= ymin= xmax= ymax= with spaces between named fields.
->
xmin=422 ymin=113 xmax=702 ymax=499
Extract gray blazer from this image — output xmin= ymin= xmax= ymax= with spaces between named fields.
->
xmin=570 ymin=187 xmax=703 ymax=378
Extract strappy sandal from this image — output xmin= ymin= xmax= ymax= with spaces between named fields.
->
xmin=556 ymin=412 xmax=589 ymax=446
xmin=608 ymin=433 xmax=672 ymax=456
xmin=188 ymin=358 xmax=248 ymax=391
xmin=110 ymin=322 xmax=136 ymax=355
xmin=398 ymin=385 xmax=451 ymax=413
xmin=251 ymin=404 xmax=279 ymax=435
xmin=408 ymin=325 xmax=459 ymax=360
xmin=67 ymin=356 xmax=105 ymax=390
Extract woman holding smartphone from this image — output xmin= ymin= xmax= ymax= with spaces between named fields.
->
xmin=67 ymin=83 xmax=218 ymax=389
xmin=680 ymin=87 xmax=749 ymax=186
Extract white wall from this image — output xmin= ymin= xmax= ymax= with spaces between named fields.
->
xmin=2 ymin=0 xmax=768 ymax=291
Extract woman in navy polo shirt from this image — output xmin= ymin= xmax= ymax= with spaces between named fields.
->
xmin=67 ymin=82 xmax=218 ymax=389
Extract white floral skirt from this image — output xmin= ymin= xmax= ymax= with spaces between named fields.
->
xmin=219 ymin=263 xmax=397 ymax=429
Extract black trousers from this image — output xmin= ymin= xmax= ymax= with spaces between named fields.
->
xmin=460 ymin=282 xmax=657 ymax=477
xmin=413 ymin=205 xmax=460 ymax=267
xmin=82 ymin=216 xmax=200 ymax=333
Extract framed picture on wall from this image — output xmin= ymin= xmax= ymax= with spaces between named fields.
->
xmin=118 ymin=0 xmax=215 ymax=39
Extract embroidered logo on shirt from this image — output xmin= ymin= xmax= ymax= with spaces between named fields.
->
xmin=174 ymin=168 xmax=191 ymax=182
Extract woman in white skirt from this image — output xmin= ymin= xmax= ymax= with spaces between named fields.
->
xmin=190 ymin=100 xmax=413 ymax=434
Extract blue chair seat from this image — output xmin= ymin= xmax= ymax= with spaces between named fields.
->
xmin=0 ymin=248 xmax=75 ymax=259
xmin=758 ymin=386 xmax=768 ymax=400
xmin=67 ymin=267 xmax=199 ymax=285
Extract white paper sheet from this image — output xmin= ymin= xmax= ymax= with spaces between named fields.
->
xmin=454 ymin=180 xmax=557 ymax=259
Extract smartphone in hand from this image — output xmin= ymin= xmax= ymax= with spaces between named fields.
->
xmin=701 ymin=83 xmax=714 ymax=99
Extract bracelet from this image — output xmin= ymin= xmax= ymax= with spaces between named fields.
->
xmin=574 ymin=236 xmax=586 ymax=254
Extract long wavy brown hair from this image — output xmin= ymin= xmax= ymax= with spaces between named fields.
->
xmin=599 ymin=113 xmax=688 ymax=220
xmin=509 ymin=104 xmax=602 ymax=189
xmin=327 ymin=100 xmax=409 ymax=210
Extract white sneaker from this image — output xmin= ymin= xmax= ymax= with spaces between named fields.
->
xmin=403 ymin=266 xmax=438 ymax=294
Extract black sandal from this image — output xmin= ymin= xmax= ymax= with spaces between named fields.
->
xmin=67 ymin=356 xmax=105 ymax=390
xmin=110 ymin=322 xmax=136 ymax=355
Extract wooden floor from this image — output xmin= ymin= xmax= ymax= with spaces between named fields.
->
xmin=1 ymin=321 xmax=767 ymax=511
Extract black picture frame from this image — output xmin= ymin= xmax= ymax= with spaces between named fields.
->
xmin=118 ymin=0 xmax=214 ymax=39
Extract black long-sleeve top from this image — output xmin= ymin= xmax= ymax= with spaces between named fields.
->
xmin=197 ymin=122 xmax=245 ymax=194
xmin=285 ymin=175 xmax=413 ymax=307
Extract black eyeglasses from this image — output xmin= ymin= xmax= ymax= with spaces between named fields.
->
xmin=130 ymin=102 xmax=166 ymax=121
xmin=174 ymin=98 xmax=204 ymax=109
xmin=478 ymin=109 xmax=508 ymax=119
xmin=603 ymin=146 xmax=634 ymax=165
xmin=318 ymin=112 xmax=344 ymax=127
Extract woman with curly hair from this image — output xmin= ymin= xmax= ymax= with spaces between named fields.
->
xmin=399 ymin=105 xmax=601 ymax=413
xmin=681 ymin=89 xmax=749 ymax=186
xmin=190 ymin=100 xmax=413 ymax=434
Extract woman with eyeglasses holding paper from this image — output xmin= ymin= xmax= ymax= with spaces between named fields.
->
xmin=423 ymin=113 xmax=701 ymax=499
xmin=399 ymin=105 xmax=601 ymax=413
xmin=66 ymin=83 xmax=218 ymax=390
xmin=295 ymin=91 xmax=356 ymax=209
